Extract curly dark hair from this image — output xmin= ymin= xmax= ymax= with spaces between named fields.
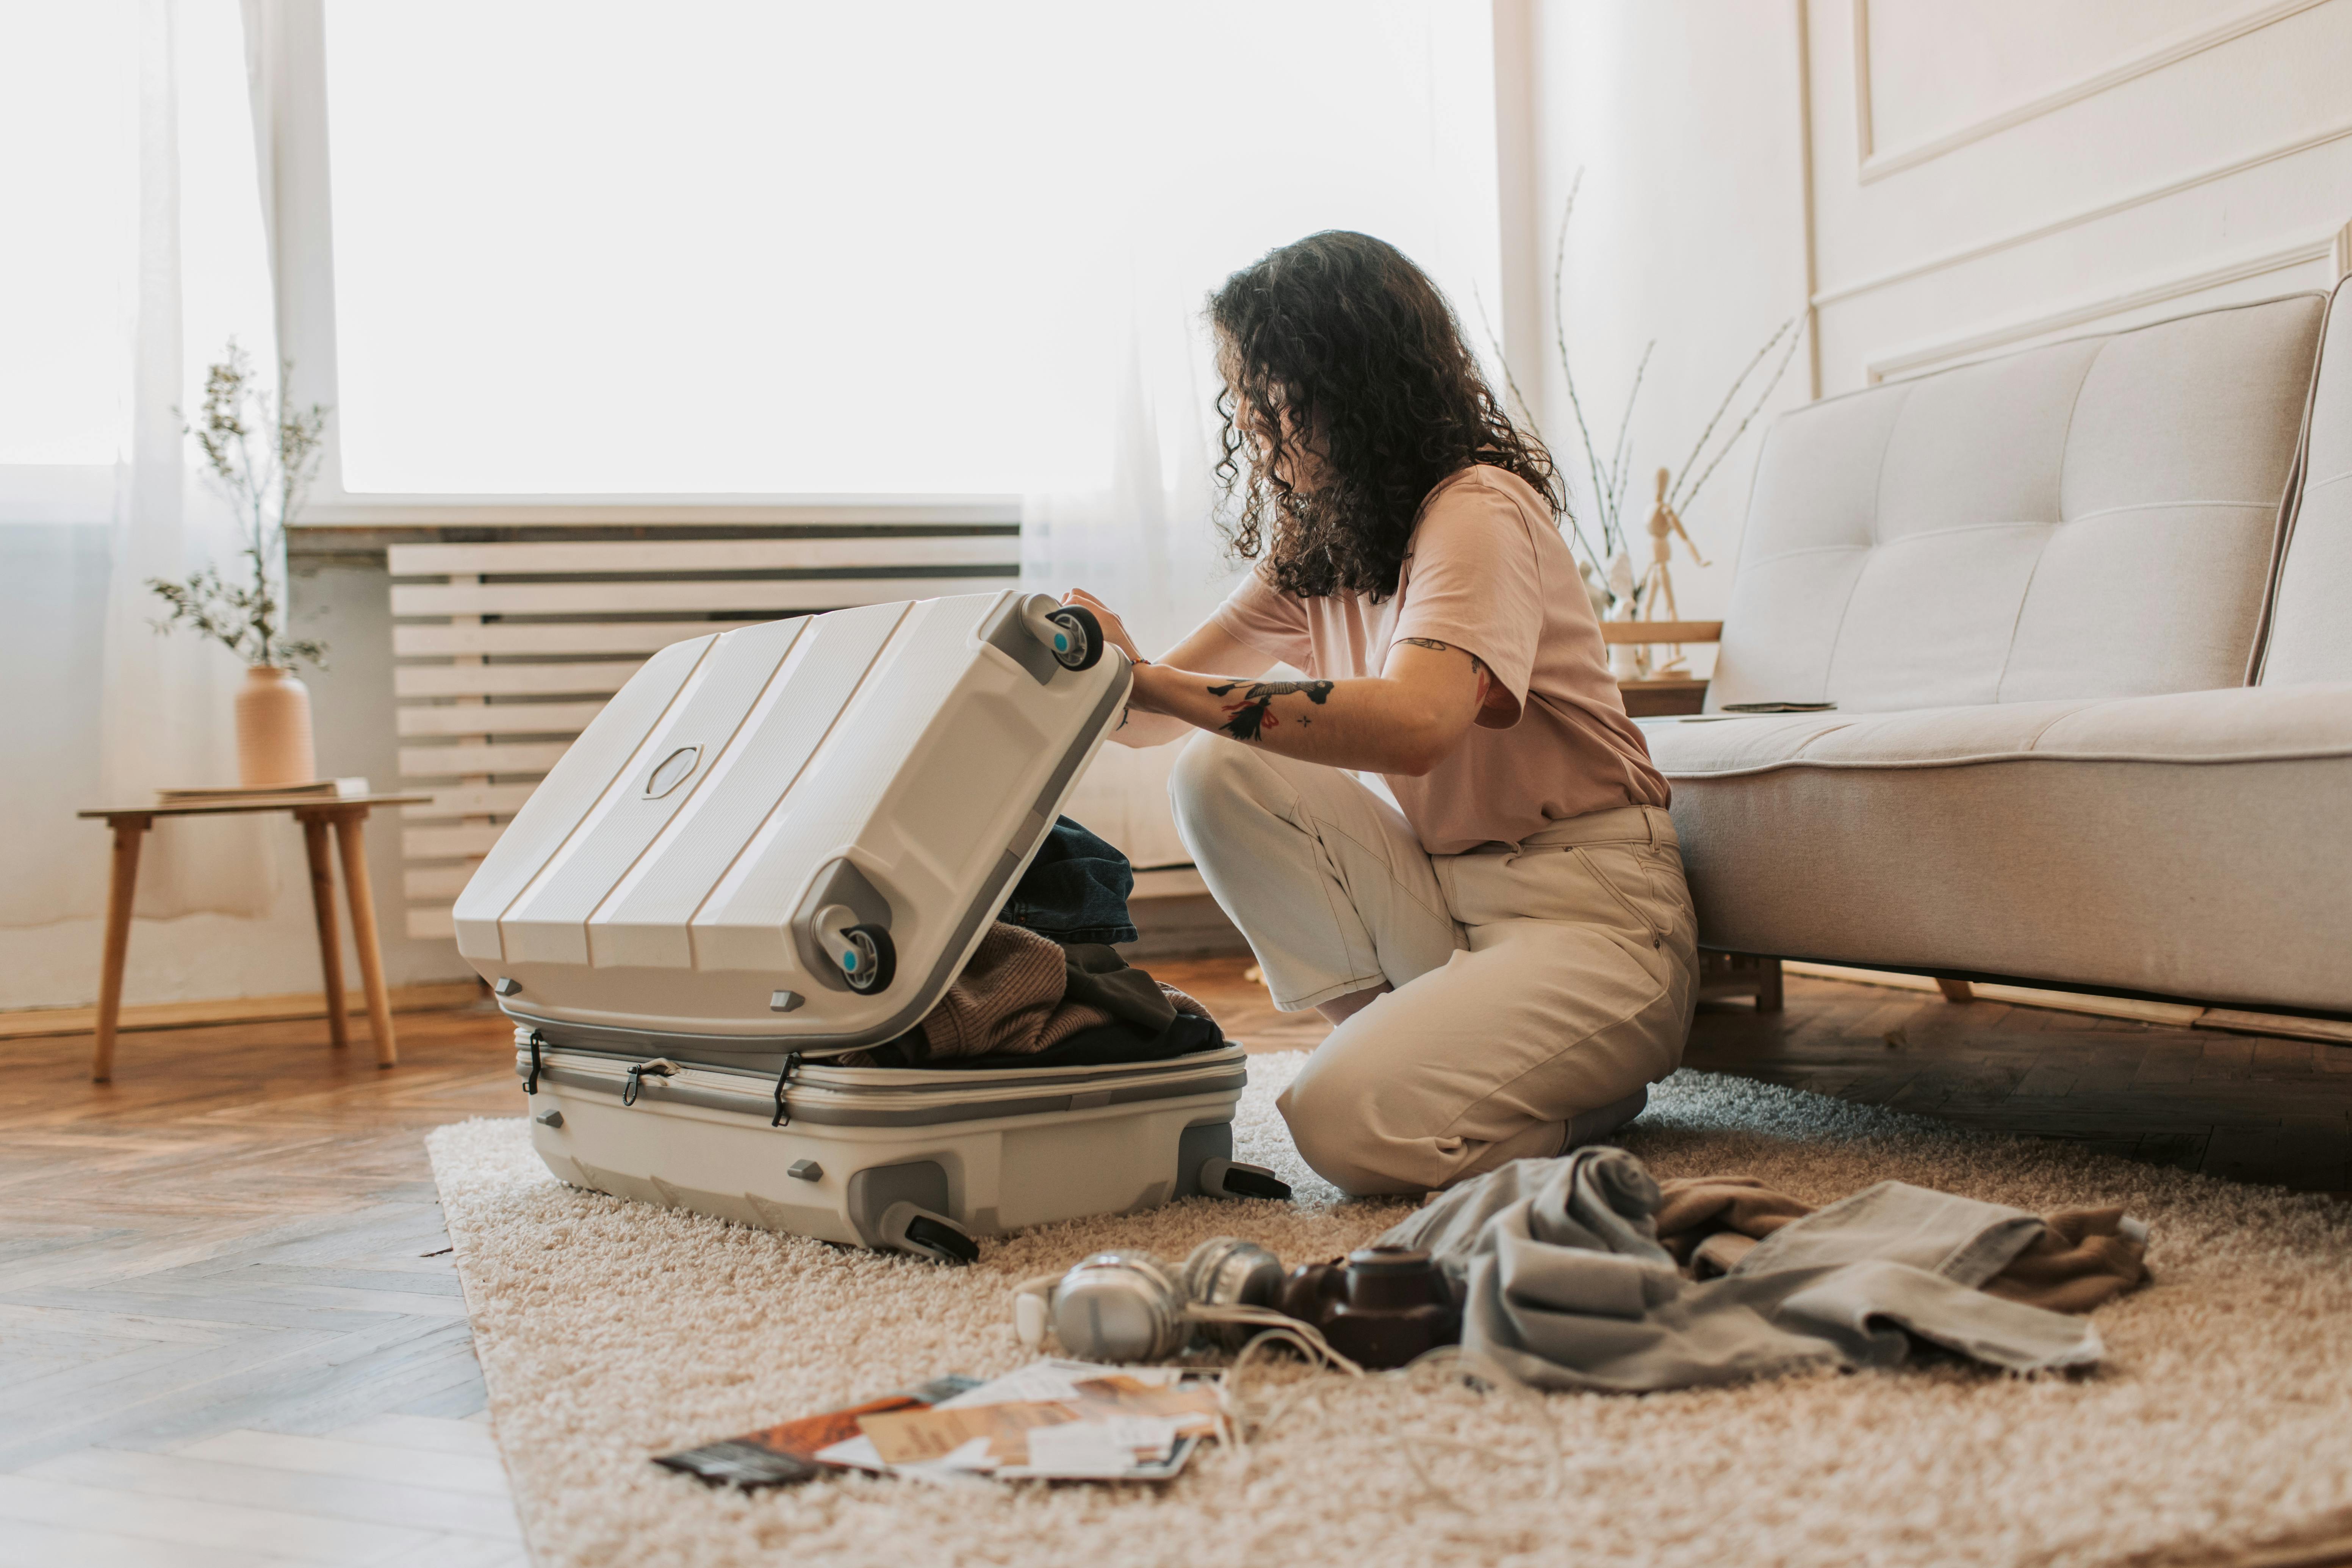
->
xmin=1207 ymin=230 xmax=1562 ymax=601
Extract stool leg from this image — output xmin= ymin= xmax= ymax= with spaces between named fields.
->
xmin=1936 ymin=978 xmax=1976 ymax=1003
xmin=302 ymin=816 xmax=350 ymax=1050
xmin=1755 ymin=956 xmax=1784 ymax=1014
xmin=333 ymin=812 xmax=399 ymax=1069
xmin=92 ymin=818 xmax=148 ymax=1083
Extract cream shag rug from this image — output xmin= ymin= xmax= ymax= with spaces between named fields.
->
xmin=429 ymin=1054 xmax=2352 ymax=1568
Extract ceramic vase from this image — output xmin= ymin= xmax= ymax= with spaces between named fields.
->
xmin=236 ymin=664 xmax=317 ymax=788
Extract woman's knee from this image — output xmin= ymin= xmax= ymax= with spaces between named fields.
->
xmin=1167 ymin=732 xmax=1275 ymax=849
xmin=1276 ymin=1057 xmax=1418 ymax=1197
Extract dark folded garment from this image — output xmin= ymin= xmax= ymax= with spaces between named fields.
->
xmin=858 ymin=1008 xmax=1225 ymax=1071
xmin=999 ymin=816 xmax=1139 ymax=946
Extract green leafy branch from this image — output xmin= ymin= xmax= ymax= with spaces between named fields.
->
xmin=148 ymin=341 xmax=333 ymax=669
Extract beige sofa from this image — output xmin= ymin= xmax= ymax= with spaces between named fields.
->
xmin=1645 ymin=279 xmax=2352 ymax=1019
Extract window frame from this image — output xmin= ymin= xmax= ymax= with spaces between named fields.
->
xmin=261 ymin=3 xmax=1019 ymax=533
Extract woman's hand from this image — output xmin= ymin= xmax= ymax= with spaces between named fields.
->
xmin=1059 ymin=589 xmax=1144 ymax=664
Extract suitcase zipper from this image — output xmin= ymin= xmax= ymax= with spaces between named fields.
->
xmin=622 ymin=1058 xmax=682 ymax=1106
xmin=771 ymin=1050 xmax=804 ymax=1128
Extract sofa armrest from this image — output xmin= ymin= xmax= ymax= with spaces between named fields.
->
xmin=1600 ymin=620 xmax=1722 ymax=645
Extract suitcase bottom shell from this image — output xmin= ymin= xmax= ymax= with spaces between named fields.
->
xmin=516 ymin=1036 xmax=1261 ymax=1261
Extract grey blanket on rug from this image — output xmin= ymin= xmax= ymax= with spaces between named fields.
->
xmin=1376 ymin=1148 xmax=2122 ymax=1391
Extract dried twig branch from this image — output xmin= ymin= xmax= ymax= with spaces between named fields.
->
xmin=1471 ymin=285 xmax=1607 ymax=573
xmin=1607 ymin=338 xmax=1654 ymax=539
xmin=1668 ymin=316 xmax=1795 ymax=512
xmin=1674 ymin=319 xmax=1806 ymax=516
xmin=1549 ymin=172 xmax=1622 ymax=559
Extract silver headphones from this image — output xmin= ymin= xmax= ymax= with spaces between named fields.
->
xmin=1014 ymin=1236 xmax=1286 ymax=1361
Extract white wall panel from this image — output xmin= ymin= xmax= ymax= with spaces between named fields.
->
xmin=1516 ymin=0 xmax=2350 ymax=675
xmin=1812 ymin=0 xmax=2352 ymax=391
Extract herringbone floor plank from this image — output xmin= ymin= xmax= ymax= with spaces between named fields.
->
xmin=0 ymin=1004 xmax=526 ymax=1561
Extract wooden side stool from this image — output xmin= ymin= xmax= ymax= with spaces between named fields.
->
xmin=78 ymin=794 xmax=426 ymax=1082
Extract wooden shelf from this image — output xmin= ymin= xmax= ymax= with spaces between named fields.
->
xmin=1618 ymin=676 xmax=1709 ymax=718
xmin=1601 ymin=620 xmax=1722 ymax=645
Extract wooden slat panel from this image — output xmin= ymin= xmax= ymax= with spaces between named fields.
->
xmin=387 ymin=536 xmax=1017 ymax=576
xmin=403 ymin=824 xmax=503 ymax=859
xmin=394 ymin=660 xmax=645 ymax=698
xmin=390 ymin=574 xmax=1012 ymax=618
xmin=405 ymin=905 xmax=457 ymax=940
xmin=402 ymin=864 xmax=480 ymax=900
xmin=396 ymin=702 xmax=606 ymax=738
xmin=1599 ymin=620 xmax=1723 ymax=644
xmin=394 ymin=622 xmax=753 ymax=657
xmin=398 ymin=741 xmax=572 ymax=777
xmin=402 ymin=785 xmax=541 ymax=819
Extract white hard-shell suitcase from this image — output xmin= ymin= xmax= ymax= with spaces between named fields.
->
xmin=452 ymin=590 xmax=1275 ymax=1261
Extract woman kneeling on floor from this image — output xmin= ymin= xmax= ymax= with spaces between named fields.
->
xmin=1066 ymin=230 xmax=1699 ymax=1198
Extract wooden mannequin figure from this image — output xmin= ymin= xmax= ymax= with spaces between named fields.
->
xmin=1638 ymin=467 xmax=1711 ymax=674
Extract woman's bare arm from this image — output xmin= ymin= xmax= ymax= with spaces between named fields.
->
xmin=1132 ymin=638 xmax=1488 ymax=776
xmin=1056 ymin=591 xmax=1490 ymax=773
xmin=1058 ymin=589 xmax=1275 ymax=747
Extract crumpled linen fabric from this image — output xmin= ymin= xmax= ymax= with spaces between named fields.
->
xmin=1651 ymin=1174 xmax=2150 ymax=1310
xmin=1376 ymin=1148 xmax=2131 ymax=1391
xmin=840 ymin=923 xmax=1214 ymax=1066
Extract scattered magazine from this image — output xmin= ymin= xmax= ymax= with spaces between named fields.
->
xmin=658 ymin=1360 xmax=1223 ymax=1488
xmin=655 ymin=1373 xmax=982 ymax=1488
xmin=823 ymin=1359 xmax=1222 ymax=1481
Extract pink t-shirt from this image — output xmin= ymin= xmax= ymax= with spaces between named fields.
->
xmin=1208 ymin=464 xmax=1668 ymax=854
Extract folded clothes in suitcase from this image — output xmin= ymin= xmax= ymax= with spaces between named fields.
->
xmin=452 ymin=590 xmax=1283 ymax=1261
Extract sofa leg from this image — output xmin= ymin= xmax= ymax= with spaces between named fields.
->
xmin=1699 ymin=951 xmax=1783 ymax=1013
xmin=1936 ymin=978 xmax=1975 ymax=1003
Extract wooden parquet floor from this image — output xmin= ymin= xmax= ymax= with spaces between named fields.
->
xmin=5 ymin=960 xmax=2344 ymax=1562
xmin=1682 ymin=973 xmax=2352 ymax=1195
xmin=0 ymin=1003 xmax=526 ymax=1564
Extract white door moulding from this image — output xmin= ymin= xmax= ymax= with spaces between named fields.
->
xmin=1814 ymin=118 xmax=2352 ymax=310
xmin=1861 ymin=231 xmax=2341 ymax=384
xmin=1849 ymin=0 xmax=2335 ymax=182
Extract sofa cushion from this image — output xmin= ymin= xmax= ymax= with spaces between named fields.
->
xmin=1711 ymin=294 xmax=2325 ymax=715
xmin=1645 ymin=686 xmax=2352 ymax=1011
xmin=2260 ymin=277 xmax=2352 ymax=685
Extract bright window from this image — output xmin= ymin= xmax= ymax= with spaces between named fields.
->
xmin=322 ymin=0 xmax=1499 ymax=496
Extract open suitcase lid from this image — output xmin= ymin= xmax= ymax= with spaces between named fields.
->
xmin=451 ymin=591 xmax=1132 ymax=1059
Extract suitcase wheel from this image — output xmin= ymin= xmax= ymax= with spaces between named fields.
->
xmin=839 ymin=924 xmax=897 ymax=993
xmin=904 ymin=1213 xmax=981 ymax=1264
xmin=1042 ymin=604 xmax=1106 ymax=671
xmin=877 ymin=1200 xmax=980 ymax=1265
xmin=1199 ymin=1158 xmax=1293 ymax=1202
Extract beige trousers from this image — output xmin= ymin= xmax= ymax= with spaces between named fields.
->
xmin=1169 ymin=735 xmax=1700 ymax=1196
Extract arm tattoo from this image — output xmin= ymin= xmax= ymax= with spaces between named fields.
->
xmin=1203 ymin=678 xmax=1333 ymax=743
xmin=1396 ymin=636 xmax=1485 ymax=674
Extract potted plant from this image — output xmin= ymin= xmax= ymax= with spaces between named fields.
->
xmin=148 ymin=343 xmax=332 ymax=789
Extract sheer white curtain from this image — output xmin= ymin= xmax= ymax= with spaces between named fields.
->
xmin=1017 ymin=0 xmax=1505 ymax=865
xmin=1022 ymin=300 xmax=1232 ymax=867
xmin=0 ymin=0 xmax=282 ymax=927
